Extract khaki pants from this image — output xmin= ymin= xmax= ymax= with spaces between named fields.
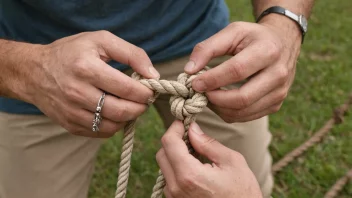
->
xmin=0 ymin=56 xmax=273 ymax=198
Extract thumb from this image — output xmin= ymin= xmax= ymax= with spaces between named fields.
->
xmin=93 ymin=31 xmax=160 ymax=79
xmin=188 ymin=122 xmax=235 ymax=166
xmin=184 ymin=23 xmax=246 ymax=75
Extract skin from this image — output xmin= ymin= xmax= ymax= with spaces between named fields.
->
xmin=185 ymin=0 xmax=315 ymax=123
xmin=0 ymin=0 xmax=315 ymax=138
xmin=0 ymin=31 xmax=160 ymax=138
xmin=157 ymin=121 xmax=263 ymax=198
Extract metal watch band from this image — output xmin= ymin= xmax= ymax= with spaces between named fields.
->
xmin=256 ymin=6 xmax=307 ymax=43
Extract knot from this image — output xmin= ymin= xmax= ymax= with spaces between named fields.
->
xmin=132 ymin=69 xmax=208 ymax=121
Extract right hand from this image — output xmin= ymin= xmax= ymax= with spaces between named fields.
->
xmin=23 ymin=31 xmax=159 ymax=138
xmin=157 ymin=121 xmax=263 ymax=198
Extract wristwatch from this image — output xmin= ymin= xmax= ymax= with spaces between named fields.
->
xmin=256 ymin=6 xmax=308 ymax=43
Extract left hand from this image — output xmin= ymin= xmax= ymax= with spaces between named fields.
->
xmin=184 ymin=16 xmax=302 ymax=122
xmin=156 ymin=121 xmax=262 ymax=198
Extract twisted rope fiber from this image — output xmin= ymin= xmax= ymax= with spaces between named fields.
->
xmin=272 ymin=95 xmax=352 ymax=175
xmin=324 ymin=168 xmax=352 ymax=198
xmin=272 ymin=94 xmax=352 ymax=198
xmin=115 ymin=69 xmax=208 ymax=198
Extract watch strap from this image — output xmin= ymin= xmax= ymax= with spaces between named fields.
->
xmin=256 ymin=6 xmax=305 ymax=43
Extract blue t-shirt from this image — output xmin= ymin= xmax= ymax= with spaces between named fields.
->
xmin=0 ymin=0 xmax=229 ymax=114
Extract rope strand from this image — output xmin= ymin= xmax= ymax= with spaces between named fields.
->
xmin=115 ymin=69 xmax=208 ymax=198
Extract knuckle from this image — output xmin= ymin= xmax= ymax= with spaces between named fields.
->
xmin=169 ymin=185 xmax=181 ymax=197
xmin=229 ymin=151 xmax=246 ymax=164
xmin=193 ymin=41 xmax=213 ymax=57
xmin=265 ymin=41 xmax=281 ymax=60
xmin=129 ymin=47 xmax=148 ymax=63
xmin=133 ymin=47 xmax=147 ymax=57
xmin=228 ymin=61 xmax=245 ymax=80
xmin=277 ymin=90 xmax=288 ymax=102
xmin=115 ymin=105 xmax=127 ymax=121
xmin=161 ymin=133 xmax=172 ymax=148
xmin=229 ymin=21 xmax=244 ymax=29
xmin=63 ymin=84 xmax=83 ymax=102
xmin=237 ymin=92 xmax=250 ymax=109
xmin=177 ymin=172 xmax=197 ymax=190
xmin=63 ymin=108 xmax=77 ymax=124
xmin=276 ymin=67 xmax=289 ymax=83
xmin=72 ymin=57 xmax=94 ymax=79
xmin=194 ymin=42 xmax=207 ymax=53
xmin=199 ymin=136 xmax=217 ymax=151
xmin=118 ymin=80 xmax=134 ymax=99
xmin=156 ymin=150 xmax=165 ymax=162
xmin=96 ymin=30 xmax=113 ymax=38
xmin=271 ymin=103 xmax=283 ymax=113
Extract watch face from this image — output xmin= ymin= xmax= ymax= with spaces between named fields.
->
xmin=299 ymin=15 xmax=308 ymax=33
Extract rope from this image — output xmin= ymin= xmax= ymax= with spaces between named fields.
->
xmin=272 ymin=94 xmax=352 ymax=198
xmin=112 ymin=65 xmax=352 ymax=198
xmin=115 ymin=69 xmax=208 ymax=198
xmin=272 ymin=95 xmax=352 ymax=174
xmin=324 ymin=169 xmax=352 ymax=198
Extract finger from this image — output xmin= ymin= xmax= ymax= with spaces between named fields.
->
xmin=209 ymin=87 xmax=287 ymax=119
xmin=156 ymin=149 xmax=177 ymax=188
xmin=164 ymin=185 xmax=174 ymax=198
xmin=214 ymin=102 xmax=283 ymax=123
xmin=67 ymin=122 xmax=123 ymax=138
xmin=161 ymin=121 xmax=202 ymax=173
xmin=237 ymin=102 xmax=282 ymax=122
xmin=191 ymin=41 xmax=277 ymax=92
xmin=185 ymin=22 xmax=250 ymax=74
xmin=67 ymin=108 xmax=125 ymax=136
xmin=93 ymin=30 xmax=160 ymax=79
xmin=88 ymin=58 xmax=154 ymax=104
xmin=64 ymin=82 xmax=149 ymax=121
xmin=206 ymin=65 xmax=288 ymax=109
xmin=80 ymin=88 xmax=148 ymax=122
xmin=188 ymin=122 xmax=236 ymax=167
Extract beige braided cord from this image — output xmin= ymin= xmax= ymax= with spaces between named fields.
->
xmin=272 ymin=95 xmax=352 ymax=174
xmin=115 ymin=70 xmax=208 ymax=198
xmin=324 ymin=168 xmax=352 ymax=198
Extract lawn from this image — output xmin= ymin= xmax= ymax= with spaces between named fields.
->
xmin=89 ymin=0 xmax=352 ymax=197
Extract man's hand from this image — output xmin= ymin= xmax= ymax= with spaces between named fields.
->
xmin=156 ymin=121 xmax=262 ymax=198
xmin=184 ymin=18 xmax=302 ymax=122
xmin=1 ymin=31 xmax=160 ymax=138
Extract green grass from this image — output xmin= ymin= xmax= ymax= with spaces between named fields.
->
xmin=89 ymin=0 xmax=352 ymax=197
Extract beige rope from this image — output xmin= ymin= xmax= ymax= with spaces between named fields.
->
xmin=115 ymin=69 xmax=208 ymax=198
xmin=324 ymin=168 xmax=352 ymax=198
xmin=272 ymin=94 xmax=352 ymax=198
xmin=272 ymin=95 xmax=352 ymax=174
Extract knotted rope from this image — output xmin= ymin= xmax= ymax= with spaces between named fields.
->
xmin=115 ymin=69 xmax=208 ymax=198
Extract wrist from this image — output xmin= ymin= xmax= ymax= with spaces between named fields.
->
xmin=1 ymin=41 xmax=45 ymax=103
xmin=258 ymin=14 xmax=302 ymax=48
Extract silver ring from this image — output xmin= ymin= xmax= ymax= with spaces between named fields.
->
xmin=92 ymin=92 xmax=106 ymax=132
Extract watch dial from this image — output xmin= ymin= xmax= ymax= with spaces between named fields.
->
xmin=300 ymin=16 xmax=308 ymax=32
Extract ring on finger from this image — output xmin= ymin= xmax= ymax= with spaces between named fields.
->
xmin=92 ymin=92 xmax=106 ymax=132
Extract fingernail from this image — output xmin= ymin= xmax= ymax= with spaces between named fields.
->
xmin=148 ymin=66 xmax=160 ymax=79
xmin=184 ymin=61 xmax=195 ymax=72
xmin=190 ymin=122 xmax=203 ymax=135
xmin=193 ymin=79 xmax=207 ymax=92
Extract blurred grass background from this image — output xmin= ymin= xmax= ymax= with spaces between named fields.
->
xmin=89 ymin=0 xmax=352 ymax=197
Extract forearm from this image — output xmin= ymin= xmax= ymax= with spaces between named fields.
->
xmin=0 ymin=39 xmax=42 ymax=101
xmin=251 ymin=0 xmax=315 ymax=18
